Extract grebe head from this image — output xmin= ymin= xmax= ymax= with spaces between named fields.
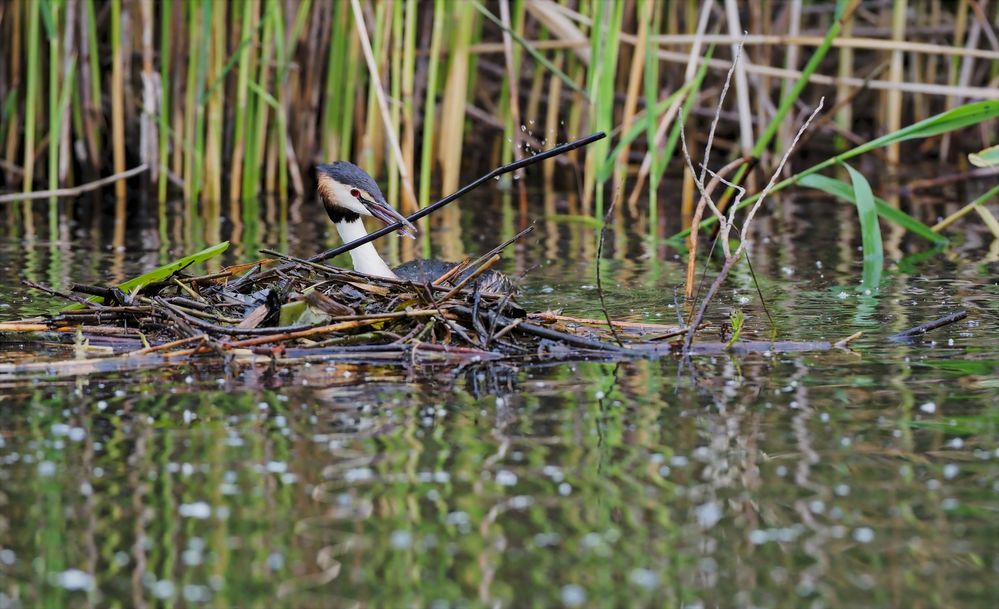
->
xmin=316 ymin=161 xmax=416 ymax=238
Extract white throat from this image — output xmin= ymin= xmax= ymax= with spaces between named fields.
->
xmin=334 ymin=219 xmax=398 ymax=279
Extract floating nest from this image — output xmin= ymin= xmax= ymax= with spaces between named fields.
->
xmin=0 ymin=243 xmax=695 ymax=376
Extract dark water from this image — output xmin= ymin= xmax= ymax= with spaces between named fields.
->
xmin=1 ymin=191 xmax=997 ymax=608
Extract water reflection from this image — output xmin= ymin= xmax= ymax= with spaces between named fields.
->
xmin=1 ymin=188 xmax=998 ymax=607
xmin=1 ymin=348 xmax=996 ymax=607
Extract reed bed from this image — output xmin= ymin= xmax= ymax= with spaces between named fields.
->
xmin=0 ymin=0 xmax=997 ymax=232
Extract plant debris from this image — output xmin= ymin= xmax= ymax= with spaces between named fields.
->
xmin=0 ymin=244 xmax=691 ymax=375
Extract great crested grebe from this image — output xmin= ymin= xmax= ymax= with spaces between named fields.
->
xmin=316 ymin=161 xmax=511 ymax=293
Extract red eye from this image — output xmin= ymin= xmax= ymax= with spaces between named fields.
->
xmin=350 ymin=189 xmax=360 ymax=198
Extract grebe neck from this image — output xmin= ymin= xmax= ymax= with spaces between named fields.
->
xmin=334 ymin=218 xmax=397 ymax=279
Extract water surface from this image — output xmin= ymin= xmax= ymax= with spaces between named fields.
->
xmin=1 ymin=190 xmax=997 ymax=608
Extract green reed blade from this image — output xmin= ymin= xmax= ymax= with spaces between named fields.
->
xmin=201 ymin=17 xmax=267 ymax=106
xmin=0 ymin=90 xmax=17 ymax=146
xmin=285 ymin=0 xmax=313 ymax=65
xmin=45 ymin=0 xmax=61 ymax=201
xmin=22 ymin=0 xmax=41 ymax=192
xmin=204 ymin=0 xmax=226 ymax=204
xmin=671 ymin=99 xmax=999 ymax=242
xmin=227 ymin=0 xmax=251 ymax=201
xmin=110 ymin=0 xmax=126 ymax=198
xmin=587 ymin=2 xmax=624 ymax=218
xmin=247 ymin=82 xmax=279 ymax=111
xmin=83 ymin=0 xmax=102 ymax=162
xmin=158 ymin=0 xmax=172 ymax=202
xmin=182 ymin=1 xmax=197 ymax=199
xmin=278 ymin=0 xmax=312 ymax=198
xmin=338 ymin=22 xmax=358 ymax=161
xmin=419 ymin=0 xmax=445 ymax=209
xmin=401 ymin=0 xmax=417 ymax=199
xmin=798 ymin=173 xmax=946 ymax=245
xmin=321 ymin=0 xmax=348 ymax=159
xmin=644 ymin=1 xmax=661 ymax=233
xmin=361 ymin=0 xmax=387 ymax=176
xmin=191 ymin=0 xmax=212 ymax=204
xmin=245 ymin=0 xmax=276 ymax=200
xmin=271 ymin=2 xmax=287 ymax=198
xmin=597 ymin=83 xmax=692 ymax=184
xmin=593 ymin=0 xmax=623 ymax=217
xmin=65 ymin=242 xmax=230 ymax=310
xmin=843 ymin=163 xmax=883 ymax=288
xmin=50 ymin=59 xmax=76 ymax=195
xmin=388 ymin=0 xmax=403 ymax=208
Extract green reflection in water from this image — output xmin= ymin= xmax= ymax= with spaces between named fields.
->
xmin=1 ymin=352 xmax=996 ymax=608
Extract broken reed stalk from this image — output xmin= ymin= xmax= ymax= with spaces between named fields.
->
xmin=432 ymin=260 xmax=470 ymax=286
xmin=434 ymin=254 xmax=501 ymax=303
xmin=439 ymin=223 xmax=536 ymax=286
xmin=450 ymin=305 xmax=629 ymax=354
xmin=684 ymin=156 xmax=750 ymax=298
xmin=888 ymin=310 xmax=968 ymax=341
xmin=528 ymin=312 xmax=681 ymax=333
xmin=21 ymin=278 xmax=103 ymax=309
xmin=682 ymin=99 xmax=825 ymax=355
xmin=129 ymin=334 xmax=208 ymax=356
xmin=0 ymin=164 xmax=148 ymax=203
xmin=223 ymin=316 xmax=419 ymax=348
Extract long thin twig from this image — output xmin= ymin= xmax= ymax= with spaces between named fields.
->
xmin=22 ymin=279 xmax=104 ymax=308
xmin=529 ymin=312 xmax=681 ymax=333
xmin=465 ymin=224 xmax=536 ymax=272
xmin=451 ymin=305 xmax=630 ymax=354
xmin=684 ymin=156 xmax=751 ymax=297
xmin=888 ymin=310 xmax=967 ymax=341
xmin=596 ymin=191 xmax=623 ymax=346
xmin=434 ymin=254 xmax=501 ymax=304
xmin=309 ymin=132 xmax=605 ymax=263
xmin=0 ymin=164 xmax=148 ymax=203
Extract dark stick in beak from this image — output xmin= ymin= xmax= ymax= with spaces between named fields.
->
xmin=361 ymin=196 xmax=418 ymax=239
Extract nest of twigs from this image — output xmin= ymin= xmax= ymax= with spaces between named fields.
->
xmin=0 ymin=244 xmax=693 ymax=376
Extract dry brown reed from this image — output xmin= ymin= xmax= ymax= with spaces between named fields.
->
xmin=0 ymin=0 xmax=995 ymax=227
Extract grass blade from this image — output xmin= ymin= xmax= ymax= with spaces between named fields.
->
xmin=799 ymin=173 xmax=946 ymax=244
xmin=157 ymin=0 xmax=172 ymax=202
xmin=671 ymin=99 xmax=999 ymax=242
xmin=22 ymin=0 xmax=41 ymax=192
xmin=843 ymin=162 xmax=883 ymax=289
xmin=110 ymin=0 xmax=126 ymax=199
xmin=68 ymin=242 xmax=231 ymax=309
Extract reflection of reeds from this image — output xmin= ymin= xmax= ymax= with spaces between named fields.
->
xmin=1 ymin=2 xmax=996 ymax=232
